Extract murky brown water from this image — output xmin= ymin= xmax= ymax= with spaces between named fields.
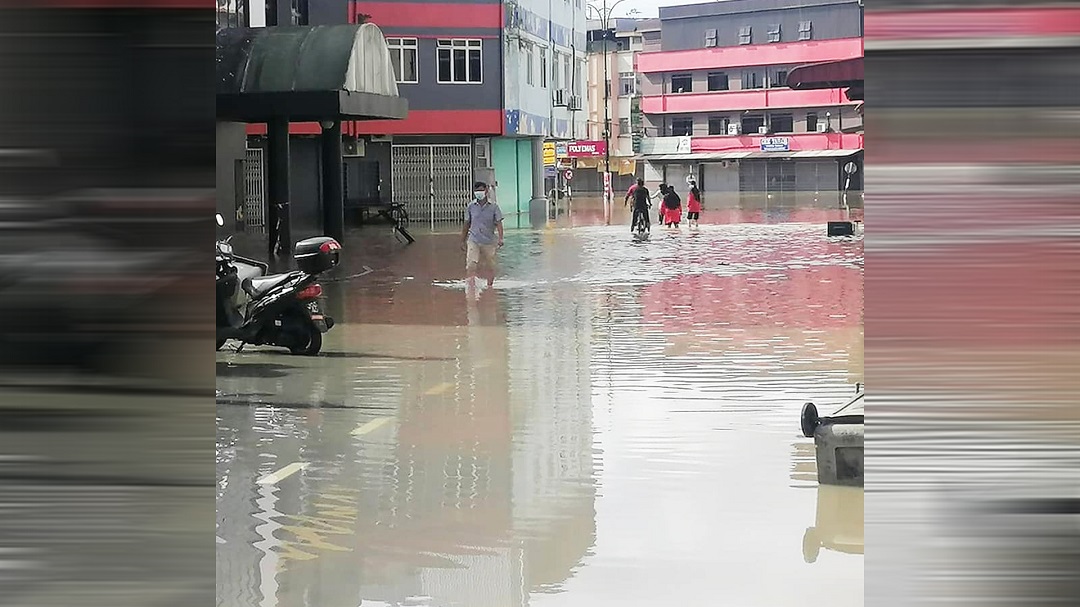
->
xmin=217 ymin=208 xmax=864 ymax=607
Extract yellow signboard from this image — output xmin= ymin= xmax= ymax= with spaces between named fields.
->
xmin=543 ymin=141 xmax=556 ymax=166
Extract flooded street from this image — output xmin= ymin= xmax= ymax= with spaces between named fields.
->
xmin=217 ymin=206 xmax=864 ymax=607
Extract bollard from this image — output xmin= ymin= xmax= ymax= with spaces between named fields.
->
xmin=814 ymin=422 xmax=864 ymax=487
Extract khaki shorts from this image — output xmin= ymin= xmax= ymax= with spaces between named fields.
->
xmin=466 ymin=240 xmax=498 ymax=270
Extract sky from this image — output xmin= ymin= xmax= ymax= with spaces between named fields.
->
xmin=598 ymin=0 xmax=718 ymax=19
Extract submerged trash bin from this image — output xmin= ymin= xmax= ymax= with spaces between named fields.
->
xmin=801 ymin=391 xmax=864 ymax=487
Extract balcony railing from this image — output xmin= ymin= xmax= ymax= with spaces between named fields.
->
xmin=641 ymin=88 xmax=855 ymax=114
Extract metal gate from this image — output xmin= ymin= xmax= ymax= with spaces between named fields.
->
xmin=391 ymin=144 xmax=472 ymax=227
xmin=243 ymin=147 xmax=266 ymax=233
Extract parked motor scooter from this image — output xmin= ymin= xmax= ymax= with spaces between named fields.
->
xmin=215 ymin=214 xmax=339 ymax=355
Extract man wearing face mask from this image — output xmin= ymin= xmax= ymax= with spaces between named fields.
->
xmin=461 ymin=181 xmax=504 ymax=288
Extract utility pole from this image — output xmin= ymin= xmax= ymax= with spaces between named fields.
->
xmin=588 ymin=0 xmax=627 ymax=225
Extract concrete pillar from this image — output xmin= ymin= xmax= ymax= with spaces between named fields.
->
xmin=320 ymin=121 xmax=344 ymax=242
xmin=266 ymin=119 xmax=292 ymax=260
xmin=528 ymin=137 xmax=547 ymax=228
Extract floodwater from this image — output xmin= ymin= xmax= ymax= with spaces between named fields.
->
xmin=216 ymin=203 xmax=864 ymax=607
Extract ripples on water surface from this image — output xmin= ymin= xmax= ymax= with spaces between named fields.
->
xmin=217 ymin=220 xmax=864 ymax=607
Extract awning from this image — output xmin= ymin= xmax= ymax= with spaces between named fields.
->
xmin=217 ymin=24 xmax=409 ymax=123
xmin=642 ymin=149 xmax=861 ymax=162
xmin=788 ymin=57 xmax=863 ymax=91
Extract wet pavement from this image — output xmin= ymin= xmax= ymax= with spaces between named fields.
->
xmin=217 ymin=204 xmax=864 ymax=607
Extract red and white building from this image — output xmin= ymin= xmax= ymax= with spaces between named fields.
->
xmin=635 ymin=0 xmax=864 ymax=206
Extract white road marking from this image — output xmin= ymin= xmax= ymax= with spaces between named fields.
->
xmin=256 ymin=462 xmax=308 ymax=485
xmin=351 ymin=417 xmax=392 ymax=436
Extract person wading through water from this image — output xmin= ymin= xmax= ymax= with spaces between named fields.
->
xmin=461 ymin=181 xmax=504 ymax=292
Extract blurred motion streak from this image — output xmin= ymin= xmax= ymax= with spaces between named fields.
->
xmin=864 ymin=2 xmax=1080 ymax=606
xmin=0 ymin=3 xmax=215 ymax=607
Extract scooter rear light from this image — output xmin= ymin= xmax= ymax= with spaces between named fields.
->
xmin=297 ymin=284 xmax=323 ymax=301
xmin=319 ymin=240 xmax=341 ymax=253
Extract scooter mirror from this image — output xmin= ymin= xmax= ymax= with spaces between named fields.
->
xmin=215 ymin=214 xmax=225 ymax=227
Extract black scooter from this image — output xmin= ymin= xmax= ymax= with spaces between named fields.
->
xmin=215 ymin=214 xmax=339 ymax=355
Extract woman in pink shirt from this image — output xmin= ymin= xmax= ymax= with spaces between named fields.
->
xmin=686 ymin=181 xmax=702 ymax=229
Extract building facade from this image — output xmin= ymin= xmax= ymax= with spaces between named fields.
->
xmin=234 ymin=0 xmax=587 ymax=228
xmin=637 ymin=0 xmax=864 ymax=209
xmin=576 ymin=17 xmax=655 ymax=193
xmin=504 ymin=0 xmax=589 ymax=212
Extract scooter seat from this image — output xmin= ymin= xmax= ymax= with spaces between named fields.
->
xmin=245 ymin=272 xmax=298 ymax=299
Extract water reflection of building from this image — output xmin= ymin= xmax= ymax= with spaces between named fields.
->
xmin=507 ymin=234 xmax=598 ymax=592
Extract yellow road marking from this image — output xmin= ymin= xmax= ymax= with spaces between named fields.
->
xmin=350 ymin=417 xmax=392 ymax=436
xmin=423 ymin=381 xmax=455 ymax=396
xmin=257 ymin=462 xmax=308 ymax=485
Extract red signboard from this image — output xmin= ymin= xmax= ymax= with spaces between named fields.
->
xmin=565 ymin=140 xmax=607 ymax=157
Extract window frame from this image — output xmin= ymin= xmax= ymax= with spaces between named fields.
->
xmin=707 ymin=115 xmax=730 ymax=136
xmin=806 ymin=112 xmax=819 ymax=132
xmin=385 ymin=37 xmax=419 ymax=84
xmin=540 ymin=47 xmax=548 ymax=88
xmin=771 ymin=70 xmax=788 ymax=88
xmin=704 ymin=28 xmax=718 ymax=48
xmin=619 ymin=71 xmax=636 ymax=97
xmin=767 ymin=24 xmax=781 ymax=43
xmin=769 ymin=112 xmax=794 ymax=134
xmin=670 ymin=117 xmax=694 ymax=137
xmin=436 ymin=38 xmax=484 ymax=85
xmin=738 ymin=25 xmax=752 ymax=45
xmin=706 ymin=71 xmax=729 ymax=92
xmin=670 ymin=73 xmax=693 ymax=94
xmin=741 ymin=70 xmax=763 ymax=90
xmin=798 ymin=20 xmax=813 ymax=41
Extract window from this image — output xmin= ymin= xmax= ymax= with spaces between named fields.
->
xmin=564 ymin=56 xmax=571 ymax=92
xmin=707 ymin=72 xmax=729 ymax=91
xmin=525 ymin=43 xmax=534 ymax=85
xmin=386 ymin=38 xmax=419 ymax=83
xmin=619 ymin=71 xmax=636 ymax=96
xmin=739 ymin=25 xmax=752 ymax=45
xmin=742 ymin=70 xmax=763 ymax=89
xmin=771 ymin=70 xmax=788 ymax=88
xmin=769 ymin=113 xmax=794 ymax=133
xmin=704 ymin=28 xmax=717 ymax=47
xmin=619 ymin=117 xmax=631 ymax=133
xmin=670 ymin=117 xmax=694 ymax=136
xmin=767 ymin=24 xmax=781 ymax=43
xmin=216 ymin=0 xmax=248 ymax=29
xmin=806 ymin=112 xmax=819 ymax=132
xmin=670 ymin=74 xmax=693 ymax=93
xmin=708 ymin=116 xmax=730 ymax=135
xmin=290 ymin=0 xmax=308 ymax=25
xmin=437 ymin=39 xmax=483 ymax=84
xmin=799 ymin=20 xmax=813 ymax=41
xmin=540 ymin=47 xmax=548 ymax=88
xmin=741 ymin=114 xmax=765 ymax=134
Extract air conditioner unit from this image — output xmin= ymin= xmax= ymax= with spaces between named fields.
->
xmin=727 ymin=123 xmax=741 ymax=136
xmin=758 ymin=126 xmax=770 ymax=134
xmin=343 ymin=137 xmax=366 ymax=157
xmin=815 ymin=122 xmax=829 ymax=133
xmin=553 ymin=89 xmax=568 ymax=107
xmin=474 ymin=137 xmax=492 ymax=169
xmin=568 ymin=95 xmax=583 ymax=111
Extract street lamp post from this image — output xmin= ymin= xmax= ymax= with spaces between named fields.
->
xmin=588 ymin=0 xmax=629 ymax=225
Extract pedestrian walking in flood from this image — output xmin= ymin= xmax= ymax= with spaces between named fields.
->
xmin=686 ymin=181 xmax=702 ymax=229
xmin=461 ymin=181 xmax=504 ymax=291
xmin=662 ymin=184 xmax=682 ymax=229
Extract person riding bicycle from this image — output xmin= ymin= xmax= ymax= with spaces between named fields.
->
xmin=626 ymin=178 xmax=653 ymax=234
